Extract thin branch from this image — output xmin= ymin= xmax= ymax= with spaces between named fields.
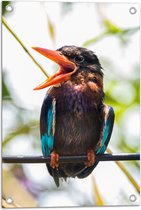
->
xmin=2 ymin=153 xmax=140 ymax=164
xmin=2 ymin=16 xmax=49 ymax=78
xmin=91 ymin=175 xmax=104 ymax=206
xmin=107 ymin=148 xmax=140 ymax=193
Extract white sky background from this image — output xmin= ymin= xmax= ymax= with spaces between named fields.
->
xmin=2 ymin=2 xmax=140 ymax=207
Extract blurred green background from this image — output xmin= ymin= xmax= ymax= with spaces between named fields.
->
xmin=2 ymin=1 xmax=140 ymax=207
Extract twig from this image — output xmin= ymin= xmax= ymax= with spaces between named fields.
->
xmin=2 ymin=153 xmax=140 ymax=164
xmin=91 ymin=175 xmax=104 ymax=206
xmin=107 ymin=148 xmax=140 ymax=193
xmin=2 ymin=16 xmax=49 ymax=78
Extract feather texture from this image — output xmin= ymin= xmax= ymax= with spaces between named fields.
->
xmin=40 ymin=95 xmax=59 ymax=185
xmin=40 ymin=95 xmax=56 ymax=157
xmin=40 ymin=89 xmax=114 ymax=185
xmin=77 ymin=105 xmax=114 ymax=178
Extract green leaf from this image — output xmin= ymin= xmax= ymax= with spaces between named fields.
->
xmin=2 ymin=121 xmax=38 ymax=148
xmin=2 ymin=1 xmax=10 ymax=15
xmin=119 ymin=27 xmax=140 ymax=36
xmin=2 ymin=77 xmax=11 ymax=99
xmin=83 ymin=31 xmax=108 ymax=47
xmin=40 ymin=2 xmax=56 ymax=44
xmin=103 ymin=19 xmax=121 ymax=34
xmin=46 ymin=14 xmax=55 ymax=44
xmin=83 ymin=19 xmax=139 ymax=47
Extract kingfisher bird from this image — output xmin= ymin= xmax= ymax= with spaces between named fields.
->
xmin=32 ymin=45 xmax=114 ymax=187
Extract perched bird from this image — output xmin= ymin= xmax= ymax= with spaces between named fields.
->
xmin=32 ymin=45 xmax=114 ymax=187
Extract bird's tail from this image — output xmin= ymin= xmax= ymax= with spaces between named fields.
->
xmin=46 ymin=164 xmax=60 ymax=187
xmin=52 ymin=168 xmax=60 ymax=187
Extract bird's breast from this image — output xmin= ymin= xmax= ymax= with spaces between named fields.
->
xmin=49 ymin=83 xmax=103 ymax=155
xmin=52 ymin=83 xmax=96 ymax=115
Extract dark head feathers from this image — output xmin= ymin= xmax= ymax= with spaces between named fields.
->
xmin=57 ymin=45 xmax=103 ymax=76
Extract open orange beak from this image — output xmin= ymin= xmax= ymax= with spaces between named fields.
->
xmin=32 ymin=47 xmax=77 ymax=90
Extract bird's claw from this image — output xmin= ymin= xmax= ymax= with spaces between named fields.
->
xmin=50 ymin=151 xmax=59 ymax=169
xmin=85 ymin=149 xmax=95 ymax=167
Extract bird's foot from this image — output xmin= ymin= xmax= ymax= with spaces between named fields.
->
xmin=85 ymin=149 xmax=96 ymax=167
xmin=50 ymin=151 xmax=59 ymax=169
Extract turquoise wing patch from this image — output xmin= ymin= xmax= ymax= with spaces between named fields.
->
xmin=96 ymin=106 xmax=114 ymax=155
xmin=41 ymin=134 xmax=54 ymax=156
xmin=41 ymin=97 xmax=56 ymax=157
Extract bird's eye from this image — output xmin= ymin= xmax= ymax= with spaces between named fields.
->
xmin=93 ymin=77 xmax=98 ymax=83
xmin=74 ymin=55 xmax=84 ymax=63
xmin=90 ymin=77 xmax=97 ymax=83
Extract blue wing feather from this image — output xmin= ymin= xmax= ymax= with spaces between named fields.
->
xmin=96 ymin=106 xmax=114 ymax=155
xmin=41 ymin=134 xmax=54 ymax=156
xmin=40 ymin=94 xmax=59 ymax=187
xmin=40 ymin=94 xmax=55 ymax=157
